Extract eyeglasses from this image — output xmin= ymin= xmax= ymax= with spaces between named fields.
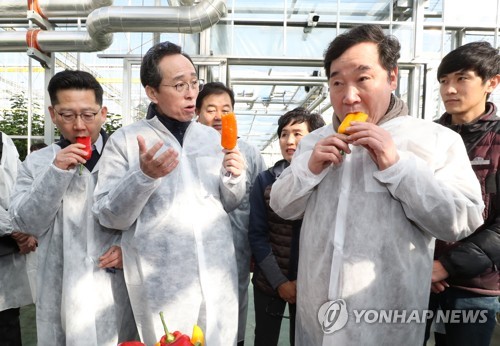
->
xmin=53 ymin=108 xmax=102 ymax=124
xmin=162 ymin=79 xmax=204 ymax=93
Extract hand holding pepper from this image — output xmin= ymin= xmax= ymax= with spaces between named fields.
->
xmin=53 ymin=142 xmax=90 ymax=171
xmin=339 ymin=112 xmax=399 ymax=170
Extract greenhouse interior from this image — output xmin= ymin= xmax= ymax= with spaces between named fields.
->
xmin=0 ymin=0 xmax=498 ymax=162
xmin=1 ymin=1 xmax=500 ymax=345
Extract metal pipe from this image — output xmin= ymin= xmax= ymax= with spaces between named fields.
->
xmin=87 ymin=0 xmax=226 ymax=36
xmin=0 ymin=30 xmax=110 ymax=52
xmin=0 ymin=0 xmax=113 ymax=18
xmin=232 ymin=76 xmax=326 ymax=86
xmin=0 ymin=0 xmax=227 ymax=52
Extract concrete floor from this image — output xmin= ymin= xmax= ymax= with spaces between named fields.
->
xmin=19 ymin=288 xmax=500 ymax=345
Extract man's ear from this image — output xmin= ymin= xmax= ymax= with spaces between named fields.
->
xmin=48 ymin=106 xmax=57 ymax=124
xmin=100 ymin=106 xmax=108 ymax=122
xmin=486 ymin=74 xmax=500 ymax=93
xmin=389 ymin=66 xmax=398 ymax=91
xmin=145 ymin=85 xmax=158 ymax=104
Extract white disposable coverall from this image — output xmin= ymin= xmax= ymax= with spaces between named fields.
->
xmin=270 ymin=116 xmax=484 ymax=345
xmin=229 ymin=139 xmax=266 ymax=342
xmin=0 ymin=132 xmax=33 ymax=312
xmin=10 ymin=141 xmax=136 ymax=346
xmin=93 ymin=117 xmax=246 ymax=346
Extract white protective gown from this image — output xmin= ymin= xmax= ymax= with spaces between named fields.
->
xmin=93 ymin=117 xmax=246 ymax=346
xmin=270 ymin=116 xmax=484 ymax=345
xmin=230 ymin=139 xmax=266 ymax=342
xmin=0 ymin=132 xmax=33 ymax=312
xmin=10 ymin=141 xmax=136 ymax=346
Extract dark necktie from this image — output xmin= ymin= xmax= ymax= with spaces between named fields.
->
xmin=84 ymin=148 xmax=100 ymax=172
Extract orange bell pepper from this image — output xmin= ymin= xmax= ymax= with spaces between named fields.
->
xmin=221 ymin=112 xmax=238 ymax=150
xmin=337 ymin=112 xmax=369 ymax=134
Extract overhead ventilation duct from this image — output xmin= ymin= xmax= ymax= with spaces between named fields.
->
xmin=0 ymin=0 xmax=227 ymax=53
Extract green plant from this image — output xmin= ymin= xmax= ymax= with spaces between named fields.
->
xmin=0 ymin=93 xmax=44 ymax=160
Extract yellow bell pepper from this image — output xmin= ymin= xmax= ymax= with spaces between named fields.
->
xmin=191 ymin=325 xmax=204 ymax=346
xmin=338 ymin=112 xmax=369 ymax=134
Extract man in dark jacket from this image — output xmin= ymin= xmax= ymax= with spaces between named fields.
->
xmin=424 ymin=41 xmax=500 ymax=346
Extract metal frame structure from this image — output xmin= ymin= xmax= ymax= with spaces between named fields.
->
xmin=0 ymin=0 xmax=498 ymax=156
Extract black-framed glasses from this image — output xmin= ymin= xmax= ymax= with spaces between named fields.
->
xmin=53 ymin=108 xmax=102 ymax=124
xmin=265 ymin=297 xmax=290 ymax=319
xmin=162 ymin=79 xmax=204 ymax=93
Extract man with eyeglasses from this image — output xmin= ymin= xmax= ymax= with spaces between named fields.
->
xmin=10 ymin=70 xmax=137 ymax=345
xmin=93 ymin=41 xmax=247 ymax=346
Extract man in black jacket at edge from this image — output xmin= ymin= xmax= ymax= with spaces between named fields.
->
xmin=424 ymin=41 xmax=500 ymax=346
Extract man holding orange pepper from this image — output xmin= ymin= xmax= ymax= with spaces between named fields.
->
xmin=94 ymin=42 xmax=246 ymax=346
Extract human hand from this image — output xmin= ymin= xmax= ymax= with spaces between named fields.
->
xmin=431 ymin=260 xmax=449 ymax=282
xmin=53 ymin=143 xmax=89 ymax=170
xmin=99 ymin=245 xmax=123 ymax=269
xmin=137 ymin=135 xmax=179 ymax=179
xmin=11 ymin=231 xmax=37 ymax=254
xmin=277 ymin=280 xmax=297 ymax=304
xmin=308 ymin=134 xmax=351 ymax=175
xmin=431 ymin=280 xmax=449 ymax=294
xmin=343 ymin=122 xmax=399 ymax=170
xmin=222 ymin=147 xmax=245 ymax=177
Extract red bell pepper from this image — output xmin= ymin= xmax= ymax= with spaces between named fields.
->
xmin=76 ymin=136 xmax=92 ymax=160
xmin=76 ymin=136 xmax=92 ymax=175
xmin=160 ymin=332 xmax=192 ymax=346
xmin=158 ymin=312 xmax=202 ymax=346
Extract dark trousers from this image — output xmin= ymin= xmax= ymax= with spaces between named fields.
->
xmin=424 ymin=293 xmax=447 ymax=346
xmin=0 ymin=307 xmax=22 ymax=346
xmin=253 ymin=287 xmax=296 ymax=346
xmin=424 ymin=288 xmax=499 ymax=346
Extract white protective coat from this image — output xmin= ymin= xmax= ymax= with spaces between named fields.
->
xmin=0 ymin=132 xmax=33 ymax=311
xmin=93 ymin=117 xmax=246 ymax=346
xmin=10 ymin=142 xmax=136 ymax=346
xmin=270 ymin=116 xmax=484 ymax=345
xmin=229 ymin=139 xmax=266 ymax=342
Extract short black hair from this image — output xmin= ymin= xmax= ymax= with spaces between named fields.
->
xmin=437 ymin=41 xmax=500 ymax=82
xmin=196 ymin=82 xmax=235 ymax=110
xmin=323 ymin=24 xmax=401 ymax=79
xmin=140 ymin=41 xmax=195 ymax=90
xmin=277 ymin=107 xmax=326 ymax=137
xmin=29 ymin=142 xmax=47 ymax=152
xmin=48 ymin=70 xmax=103 ymax=106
